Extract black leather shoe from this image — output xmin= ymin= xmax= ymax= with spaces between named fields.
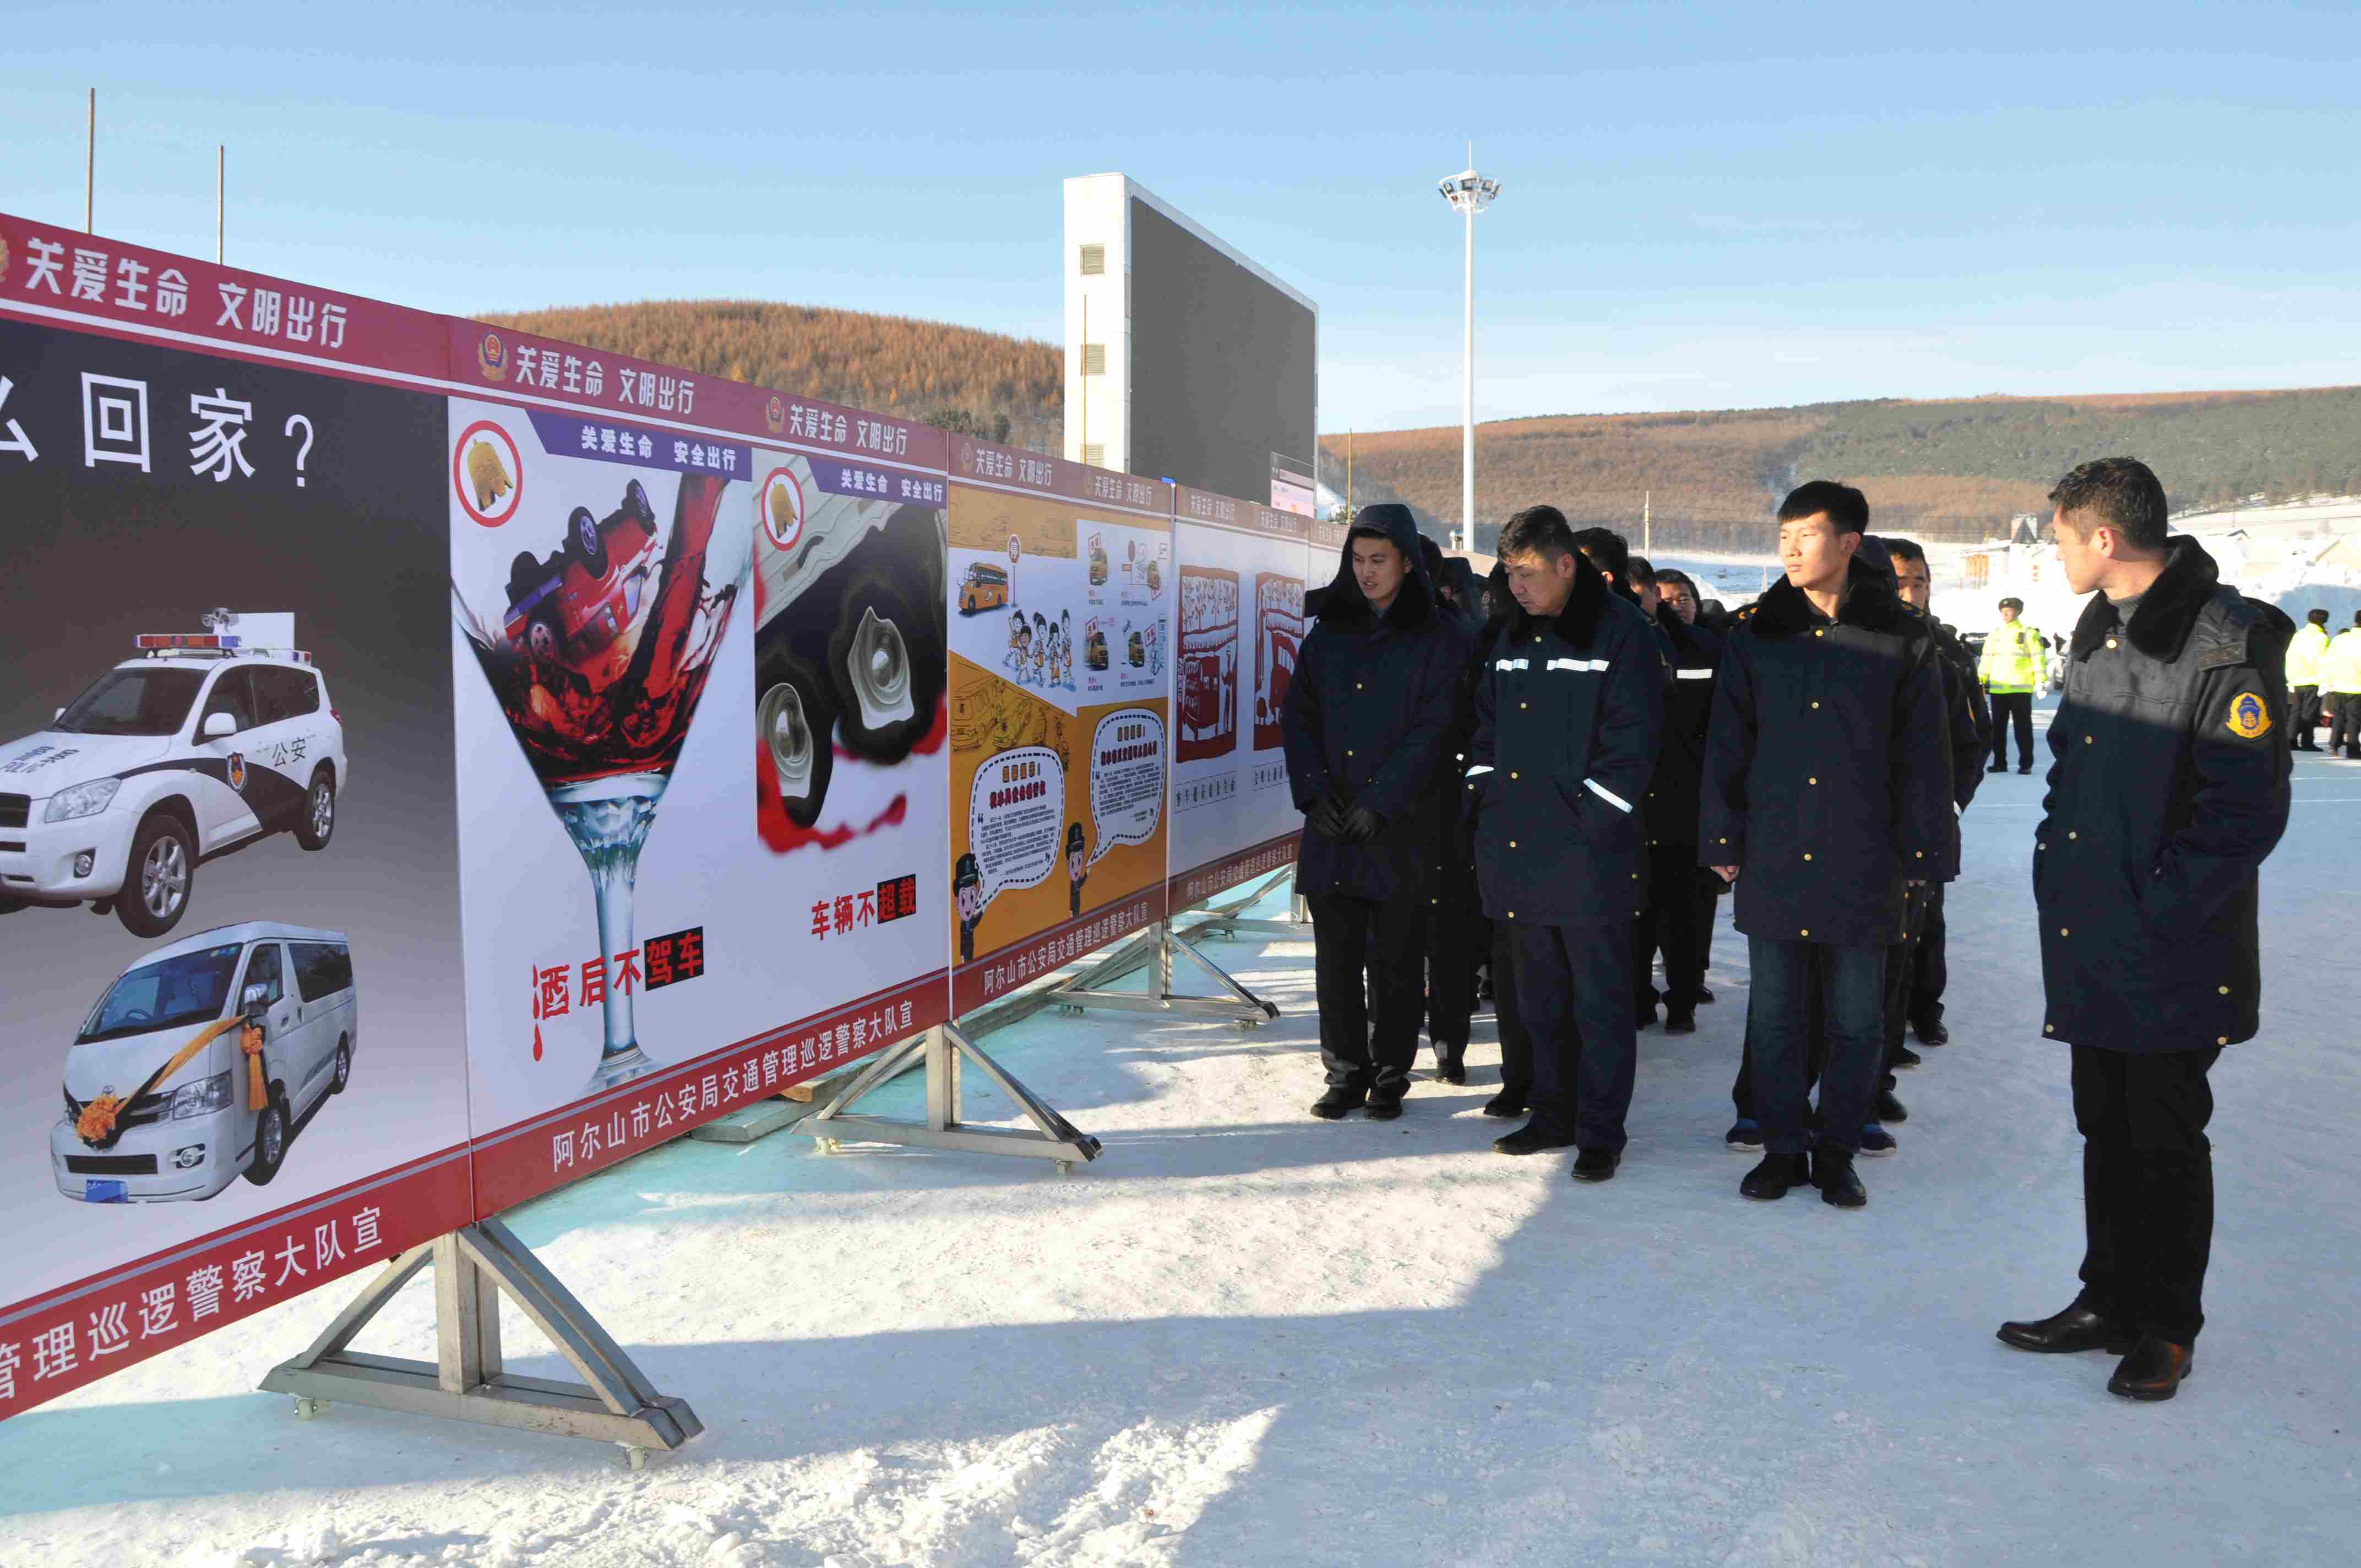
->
xmin=1814 ymin=1148 xmax=1867 ymax=1208
xmin=1366 ymin=1084 xmax=1407 ymax=1121
xmin=1996 ymin=1303 xmax=2137 ymax=1355
xmin=1310 ymin=1086 xmax=1367 ymax=1120
xmin=1890 ymin=1044 xmax=1922 ymax=1071
xmin=1989 ymin=763 xmax=2009 ymax=774
xmin=2018 ymin=763 xmax=2034 ymax=774
xmin=1663 ymin=1008 xmax=1697 ymax=1035
xmin=1695 ymin=986 xmax=1716 ymax=1004
xmin=1494 ymin=1120 xmax=1579 ymax=1156
xmin=1432 ymin=1047 xmax=1467 ymax=1086
xmin=1913 ymin=1019 xmax=1950 ymax=1047
xmin=1482 ymin=1090 xmax=1528 ymax=1118
xmin=1740 ymin=1152 xmax=1809 ymax=1200
xmin=2108 ymin=1337 xmax=2195 ymax=1401
xmin=1570 ymin=1146 xmax=1621 ymax=1182
xmin=1875 ymin=1088 xmax=1909 ymax=1123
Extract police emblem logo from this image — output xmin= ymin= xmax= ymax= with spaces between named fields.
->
xmin=2226 ymin=692 xmax=2271 ymax=739
xmin=227 ymin=752 xmax=247 ymax=794
xmin=476 ymin=330 xmax=508 ymax=382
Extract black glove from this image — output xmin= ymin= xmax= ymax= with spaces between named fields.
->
xmin=1340 ymin=804 xmax=1384 ymax=843
xmin=1307 ymin=793 xmax=1350 ymax=840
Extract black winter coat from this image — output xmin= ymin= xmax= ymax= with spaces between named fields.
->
xmin=1932 ymin=618 xmax=1991 ymax=812
xmin=2035 ymin=537 xmax=2292 ymax=1054
xmin=1282 ymin=507 xmax=1471 ymax=903
xmin=1467 ymin=559 xmax=1666 ymax=926
xmin=1425 ymin=609 xmax=1505 ymax=911
xmin=1643 ymin=605 xmax=1723 ymax=854
xmin=1700 ymin=560 xmax=1952 ymax=945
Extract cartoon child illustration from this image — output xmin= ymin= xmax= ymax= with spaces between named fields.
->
xmin=1060 ymin=611 xmax=1074 ymax=687
xmin=1030 ymin=613 xmax=1049 ymax=684
xmin=1066 ymin=820 xmax=1089 ymax=918
xmin=955 ymin=851 xmax=984 ymax=961
xmin=1005 ymin=609 xmax=1027 ymax=673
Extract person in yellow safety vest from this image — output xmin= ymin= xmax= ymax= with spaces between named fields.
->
xmin=2285 ymin=608 xmax=2331 ymax=751
xmin=1979 ymin=597 xmax=2047 ymax=774
xmin=2325 ymin=610 xmax=2361 ymax=760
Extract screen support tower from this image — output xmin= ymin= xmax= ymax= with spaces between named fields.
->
xmin=1438 ymin=147 xmax=1503 ymax=553
xmin=259 ymin=1218 xmax=701 ymax=1468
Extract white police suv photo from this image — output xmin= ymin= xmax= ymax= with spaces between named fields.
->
xmin=0 ymin=614 xmax=348 ymax=938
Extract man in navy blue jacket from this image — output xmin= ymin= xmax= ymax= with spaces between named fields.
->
xmin=1467 ymin=507 xmax=1665 ymax=1182
xmin=1702 ymin=482 xmax=1951 ymax=1209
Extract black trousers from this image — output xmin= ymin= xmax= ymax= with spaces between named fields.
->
xmin=1879 ymin=884 xmax=1933 ymax=1091
xmin=2071 ymin=1044 xmax=2221 ymax=1344
xmin=2331 ymin=695 xmax=2361 ymax=754
xmin=1907 ymin=883 xmax=1948 ymax=1032
xmin=1423 ymin=901 xmax=1481 ymax=1052
xmin=2290 ymin=684 xmax=2321 ymax=745
xmin=1989 ymin=690 xmax=2036 ymax=768
xmin=1493 ymin=924 xmax=1532 ymax=1097
xmin=1633 ymin=847 xmax=1713 ymax=1012
xmin=1512 ymin=921 xmax=1638 ymax=1148
xmin=1309 ymin=892 xmax=1424 ymax=1090
xmin=1731 ymin=950 xmax=1826 ymax=1121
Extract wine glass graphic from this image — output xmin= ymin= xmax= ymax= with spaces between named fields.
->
xmin=455 ymin=470 xmax=750 ymax=1090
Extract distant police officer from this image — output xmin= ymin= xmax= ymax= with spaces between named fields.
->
xmin=2000 ymin=458 xmax=2292 ymax=1402
xmin=1282 ymin=504 xmax=1469 ymax=1121
xmin=1468 ymin=507 xmax=1664 ymax=1182
xmin=2325 ymin=612 xmax=2361 ymax=760
xmin=1980 ymin=598 xmax=2046 ymax=773
xmin=2284 ymin=608 xmax=2330 ymax=751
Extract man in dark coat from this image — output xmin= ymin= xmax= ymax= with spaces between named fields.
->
xmin=1473 ymin=564 xmax=1534 ymax=1119
xmin=1281 ymin=504 xmax=1470 ymax=1121
xmin=1998 ymin=458 xmax=2292 ymax=1402
xmin=1635 ymin=572 xmax=1724 ymax=1035
xmin=1702 ymin=482 xmax=1950 ymax=1208
xmin=1468 ymin=507 xmax=1666 ymax=1181
xmin=1415 ymin=537 xmax=1485 ymax=1080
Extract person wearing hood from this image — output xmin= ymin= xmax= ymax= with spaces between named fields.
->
xmin=1634 ymin=567 xmax=1723 ymax=1035
xmin=1702 ymin=482 xmax=1950 ymax=1209
xmin=1468 ymin=508 xmax=1666 ymax=1182
xmin=1282 ymin=504 xmax=1472 ymax=1120
xmin=2283 ymin=608 xmax=2329 ymax=750
xmin=2000 ymin=458 xmax=2292 ymax=1403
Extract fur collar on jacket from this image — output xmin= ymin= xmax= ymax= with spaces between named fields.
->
xmin=2069 ymin=535 xmax=2239 ymax=662
xmin=1505 ymin=550 xmax=1612 ymax=650
xmin=1743 ymin=557 xmax=1924 ymax=643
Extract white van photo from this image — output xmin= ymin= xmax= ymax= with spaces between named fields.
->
xmin=52 ymin=923 xmax=358 ymax=1204
xmin=0 ymin=613 xmax=349 ymax=938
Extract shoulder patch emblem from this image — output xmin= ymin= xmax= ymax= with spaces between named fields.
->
xmin=2225 ymin=692 xmax=2271 ymax=739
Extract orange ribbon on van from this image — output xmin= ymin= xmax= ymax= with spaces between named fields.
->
xmin=74 ymin=1014 xmax=262 ymax=1147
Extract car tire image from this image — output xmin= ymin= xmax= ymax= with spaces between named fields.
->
xmin=567 ymin=505 xmax=611 ymax=578
xmin=295 ymin=768 xmax=337 ymax=851
xmin=245 ymin=1088 xmax=289 ymax=1186
xmin=330 ymin=1034 xmax=352 ymax=1095
xmin=757 ymin=644 xmax=837 ymax=827
xmin=524 ymin=609 xmax=564 ymax=667
xmin=118 ymin=813 xmax=194 ymax=939
xmin=829 ymin=571 xmax=942 ymax=765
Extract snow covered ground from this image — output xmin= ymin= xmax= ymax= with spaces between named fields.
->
xmin=4 ymin=699 xmax=2357 ymax=1568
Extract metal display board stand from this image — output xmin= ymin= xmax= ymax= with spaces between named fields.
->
xmin=258 ymin=1217 xmax=700 ymax=1467
xmin=1183 ymin=865 xmax=1310 ymax=941
xmin=1044 ymin=919 xmax=1280 ymax=1026
xmin=791 ymin=1023 xmax=1103 ymax=1172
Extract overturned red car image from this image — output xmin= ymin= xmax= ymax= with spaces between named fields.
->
xmin=502 ymin=480 xmax=661 ymax=670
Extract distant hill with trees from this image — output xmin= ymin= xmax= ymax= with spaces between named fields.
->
xmin=482 ymin=300 xmax=1063 ymax=451
xmin=1322 ymin=387 xmax=2361 ymax=552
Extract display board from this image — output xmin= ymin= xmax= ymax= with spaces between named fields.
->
xmin=444 ymin=330 xmax=954 ymax=1217
xmin=0 ymin=216 xmax=474 ymax=1419
xmin=1166 ymin=487 xmax=1313 ymax=908
xmin=944 ymin=441 xmax=1173 ymax=1014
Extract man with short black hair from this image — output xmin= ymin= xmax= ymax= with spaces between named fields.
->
xmin=1702 ymin=482 xmax=1950 ymax=1208
xmin=2000 ymin=455 xmax=2292 ymax=1402
xmin=1635 ymin=563 xmax=1723 ymax=1034
xmin=1468 ymin=508 xmax=1664 ymax=1181
xmin=1283 ymin=504 xmax=1470 ymax=1121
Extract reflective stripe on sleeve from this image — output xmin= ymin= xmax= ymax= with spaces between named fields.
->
xmin=1583 ymin=777 xmax=1633 ymax=812
xmin=1674 ymin=667 xmax=1715 ymax=679
xmin=1465 ymin=764 xmax=1495 ymax=778
xmin=1547 ymin=657 xmax=1610 ymax=672
xmin=1495 ymin=658 xmax=1530 ymax=671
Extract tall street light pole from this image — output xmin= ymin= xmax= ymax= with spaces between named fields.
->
xmin=1438 ymin=148 xmax=1501 ymax=553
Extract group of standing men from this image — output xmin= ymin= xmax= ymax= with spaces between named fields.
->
xmin=1282 ymin=456 xmax=2291 ymax=1402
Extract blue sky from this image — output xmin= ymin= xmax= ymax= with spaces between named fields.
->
xmin=5 ymin=1 xmax=2357 ymax=432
